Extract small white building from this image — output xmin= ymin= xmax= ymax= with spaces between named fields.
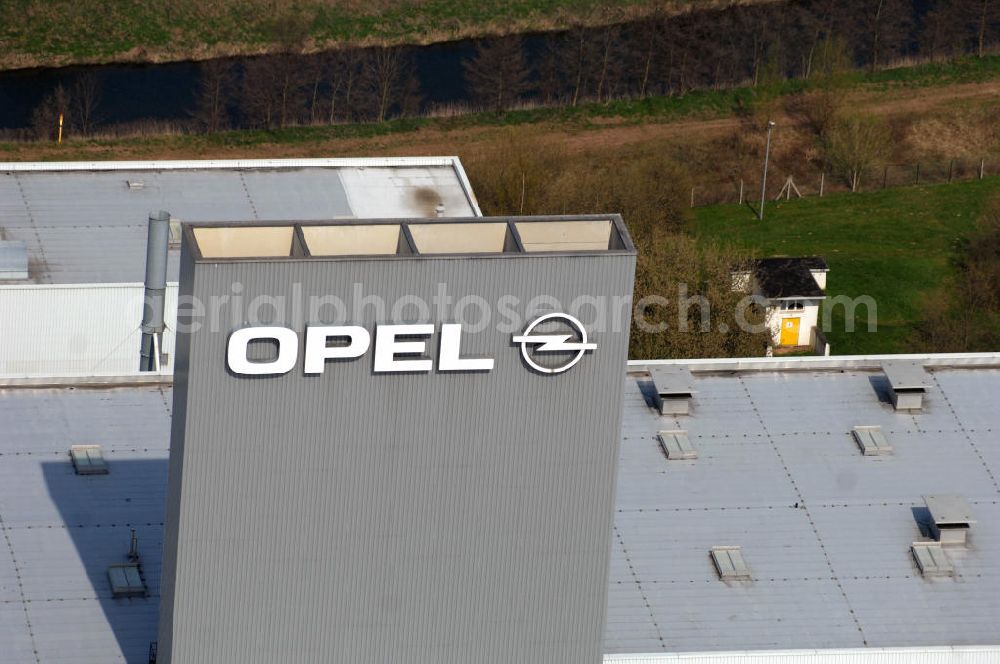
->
xmin=756 ymin=256 xmax=828 ymax=349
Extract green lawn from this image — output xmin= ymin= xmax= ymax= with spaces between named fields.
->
xmin=0 ymin=0 xmax=711 ymax=68
xmin=691 ymin=178 xmax=1000 ymax=355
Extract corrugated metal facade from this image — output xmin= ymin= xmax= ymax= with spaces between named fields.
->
xmin=159 ymin=230 xmax=637 ymax=662
xmin=605 ymin=646 xmax=1000 ymax=664
xmin=0 ymin=283 xmax=177 ymax=376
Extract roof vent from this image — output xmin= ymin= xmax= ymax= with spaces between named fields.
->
xmin=912 ymin=542 xmax=954 ymax=577
xmin=924 ymin=494 xmax=975 ymax=546
xmin=882 ymin=361 xmax=929 ymax=411
xmin=649 ymin=366 xmax=696 ymax=416
xmin=658 ymin=430 xmax=697 ymax=460
xmin=0 ymin=240 xmax=28 ymax=280
xmin=108 ymin=529 xmax=147 ymax=598
xmin=108 ymin=563 xmax=147 ymax=597
xmin=70 ymin=445 xmax=108 ymax=475
xmin=852 ymin=425 xmax=892 ymax=456
xmin=127 ymin=179 xmax=145 ymax=190
xmin=711 ymin=546 xmax=751 ymax=581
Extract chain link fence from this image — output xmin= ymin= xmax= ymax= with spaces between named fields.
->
xmin=690 ymin=156 xmax=1000 ymax=208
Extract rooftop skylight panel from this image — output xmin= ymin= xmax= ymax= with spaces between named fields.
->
xmin=658 ymin=430 xmax=698 ymax=460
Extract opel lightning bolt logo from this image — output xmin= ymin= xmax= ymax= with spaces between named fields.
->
xmin=513 ymin=313 xmax=597 ymax=374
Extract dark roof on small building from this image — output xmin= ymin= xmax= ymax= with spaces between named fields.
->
xmin=755 ymin=256 xmax=827 ymax=299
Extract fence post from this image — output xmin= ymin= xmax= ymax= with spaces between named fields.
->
xmin=819 ymin=172 xmax=825 ymax=197
xmin=949 ymin=159 xmax=955 ymax=184
xmin=915 ymin=163 xmax=920 ymax=185
xmin=980 ymin=158 xmax=985 ymax=180
xmin=690 ymin=186 xmax=695 ymax=208
xmin=738 ymin=179 xmax=744 ymax=205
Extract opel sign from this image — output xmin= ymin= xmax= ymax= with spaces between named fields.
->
xmin=226 ymin=314 xmax=597 ymax=376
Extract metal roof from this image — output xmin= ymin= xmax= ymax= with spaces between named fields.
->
xmin=1 ymin=357 xmax=999 ymax=661
xmin=0 ymin=158 xmax=481 ymax=284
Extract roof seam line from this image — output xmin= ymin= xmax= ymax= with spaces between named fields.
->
xmin=930 ymin=372 xmax=1000 ymax=494
xmin=0 ymin=510 xmax=42 ymax=663
xmin=238 ymin=171 xmax=260 ymax=221
xmin=13 ymin=173 xmax=49 ymax=286
xmin=738 ymin=376 xmax=870 ymax=647
xmin=613 ymin=525 xmax=669 ymax=651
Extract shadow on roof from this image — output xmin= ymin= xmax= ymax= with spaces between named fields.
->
xmin=42 ymin=459 xmax=166 ymax=663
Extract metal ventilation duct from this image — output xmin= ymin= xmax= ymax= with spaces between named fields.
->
xmin=140 ymin=211 xmax=170 ymax=372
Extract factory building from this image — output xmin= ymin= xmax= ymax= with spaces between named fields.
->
xmin=0 ymin=159 xmax=997 ymax=664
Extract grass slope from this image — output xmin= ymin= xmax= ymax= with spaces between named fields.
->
xmin=692 ymin=178 xmax=1000 ymax=355
xmin=0 ymin=0 xmax=730 ymax=69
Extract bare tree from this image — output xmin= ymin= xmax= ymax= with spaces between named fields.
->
xmin=632 ymin=13 xmax=666 ymax=98
xmin=463 ymin=36 xmax=532 ymax=112
xmin=192 ymin=60 xmax=235 ymax=132
xmin=968 ymin=0 xmax=1000 ymax=57
xmin=30 ymin=84 xmax=71 ymax=140
xmin=822 ymin=113 xmax=891 ymax=191
xmin=72 ymin=72 xmax=101 ymax=135
xmin=327 ymin=50 xmax=365 ymax=123
xmin=592 ymin=25 xmax=626 ymax=102
xmin=358 ymin=47 xmax=415 ymax=123
xmin=241 ymin=55 xmax=305 ymax=129
xmin=860 ymin=0 xmax=911 ymax=70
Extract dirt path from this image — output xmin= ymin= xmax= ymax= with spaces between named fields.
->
xmin=3 ymin=78 xmax=998 ymax=164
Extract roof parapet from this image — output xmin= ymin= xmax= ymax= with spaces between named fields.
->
xmin=184 ymin=216 xmax=634 ymax=261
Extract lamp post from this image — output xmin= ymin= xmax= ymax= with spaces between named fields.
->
xmin=758 ymin=120 xmax=775 ymax=220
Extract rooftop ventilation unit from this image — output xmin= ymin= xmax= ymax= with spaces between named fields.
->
xmin=108 ymin=563 xmax=147 ymax=597
xmin=108 ymin=529 xmax=147 ymax=598
xmin=911 ymin=542 xmax=954 ymax=577
xmin=710 ymin=546 xmax=752 ymax=581
xmin=882 ymin=361 xmax=929 ymax=411
xmin=648 ymin=366 xmax=696 ymax=416
xmin=0 ymin=240 xmax=28 ymax=280
xmin=658 ymin=430 xmax=697 ymax=460
xmin=69 ymin=445 xmax=108 ymax=475
xmin=127 ymin=179 xmax=146 ymax=190
xmin=852 ymin=425 xmax=892 ymax=456
xmin=924 ymin=494 xmax=976 ymax=546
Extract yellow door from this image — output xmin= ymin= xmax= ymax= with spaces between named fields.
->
xmin=779 ymin=318 xmax=800 ymax=346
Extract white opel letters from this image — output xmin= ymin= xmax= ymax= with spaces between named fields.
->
xmin=373 ymin=324 xmax=434 ymax=373
xmin=227 ymin=326 xmax=299 ymax=376
xmin=303 ymin=326 xmax=371 ymax=374
xmin=226 ymin=315 xmax=592 ymax=376
xmin=437 ymin=323 xmax=494 ymax=372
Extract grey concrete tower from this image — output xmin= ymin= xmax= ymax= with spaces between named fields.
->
xmin=159 ymin=216 xmax=636 ymax=663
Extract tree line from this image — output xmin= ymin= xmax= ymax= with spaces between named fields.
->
xmin=25 ymin=0 xmax=1000 ymax=139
